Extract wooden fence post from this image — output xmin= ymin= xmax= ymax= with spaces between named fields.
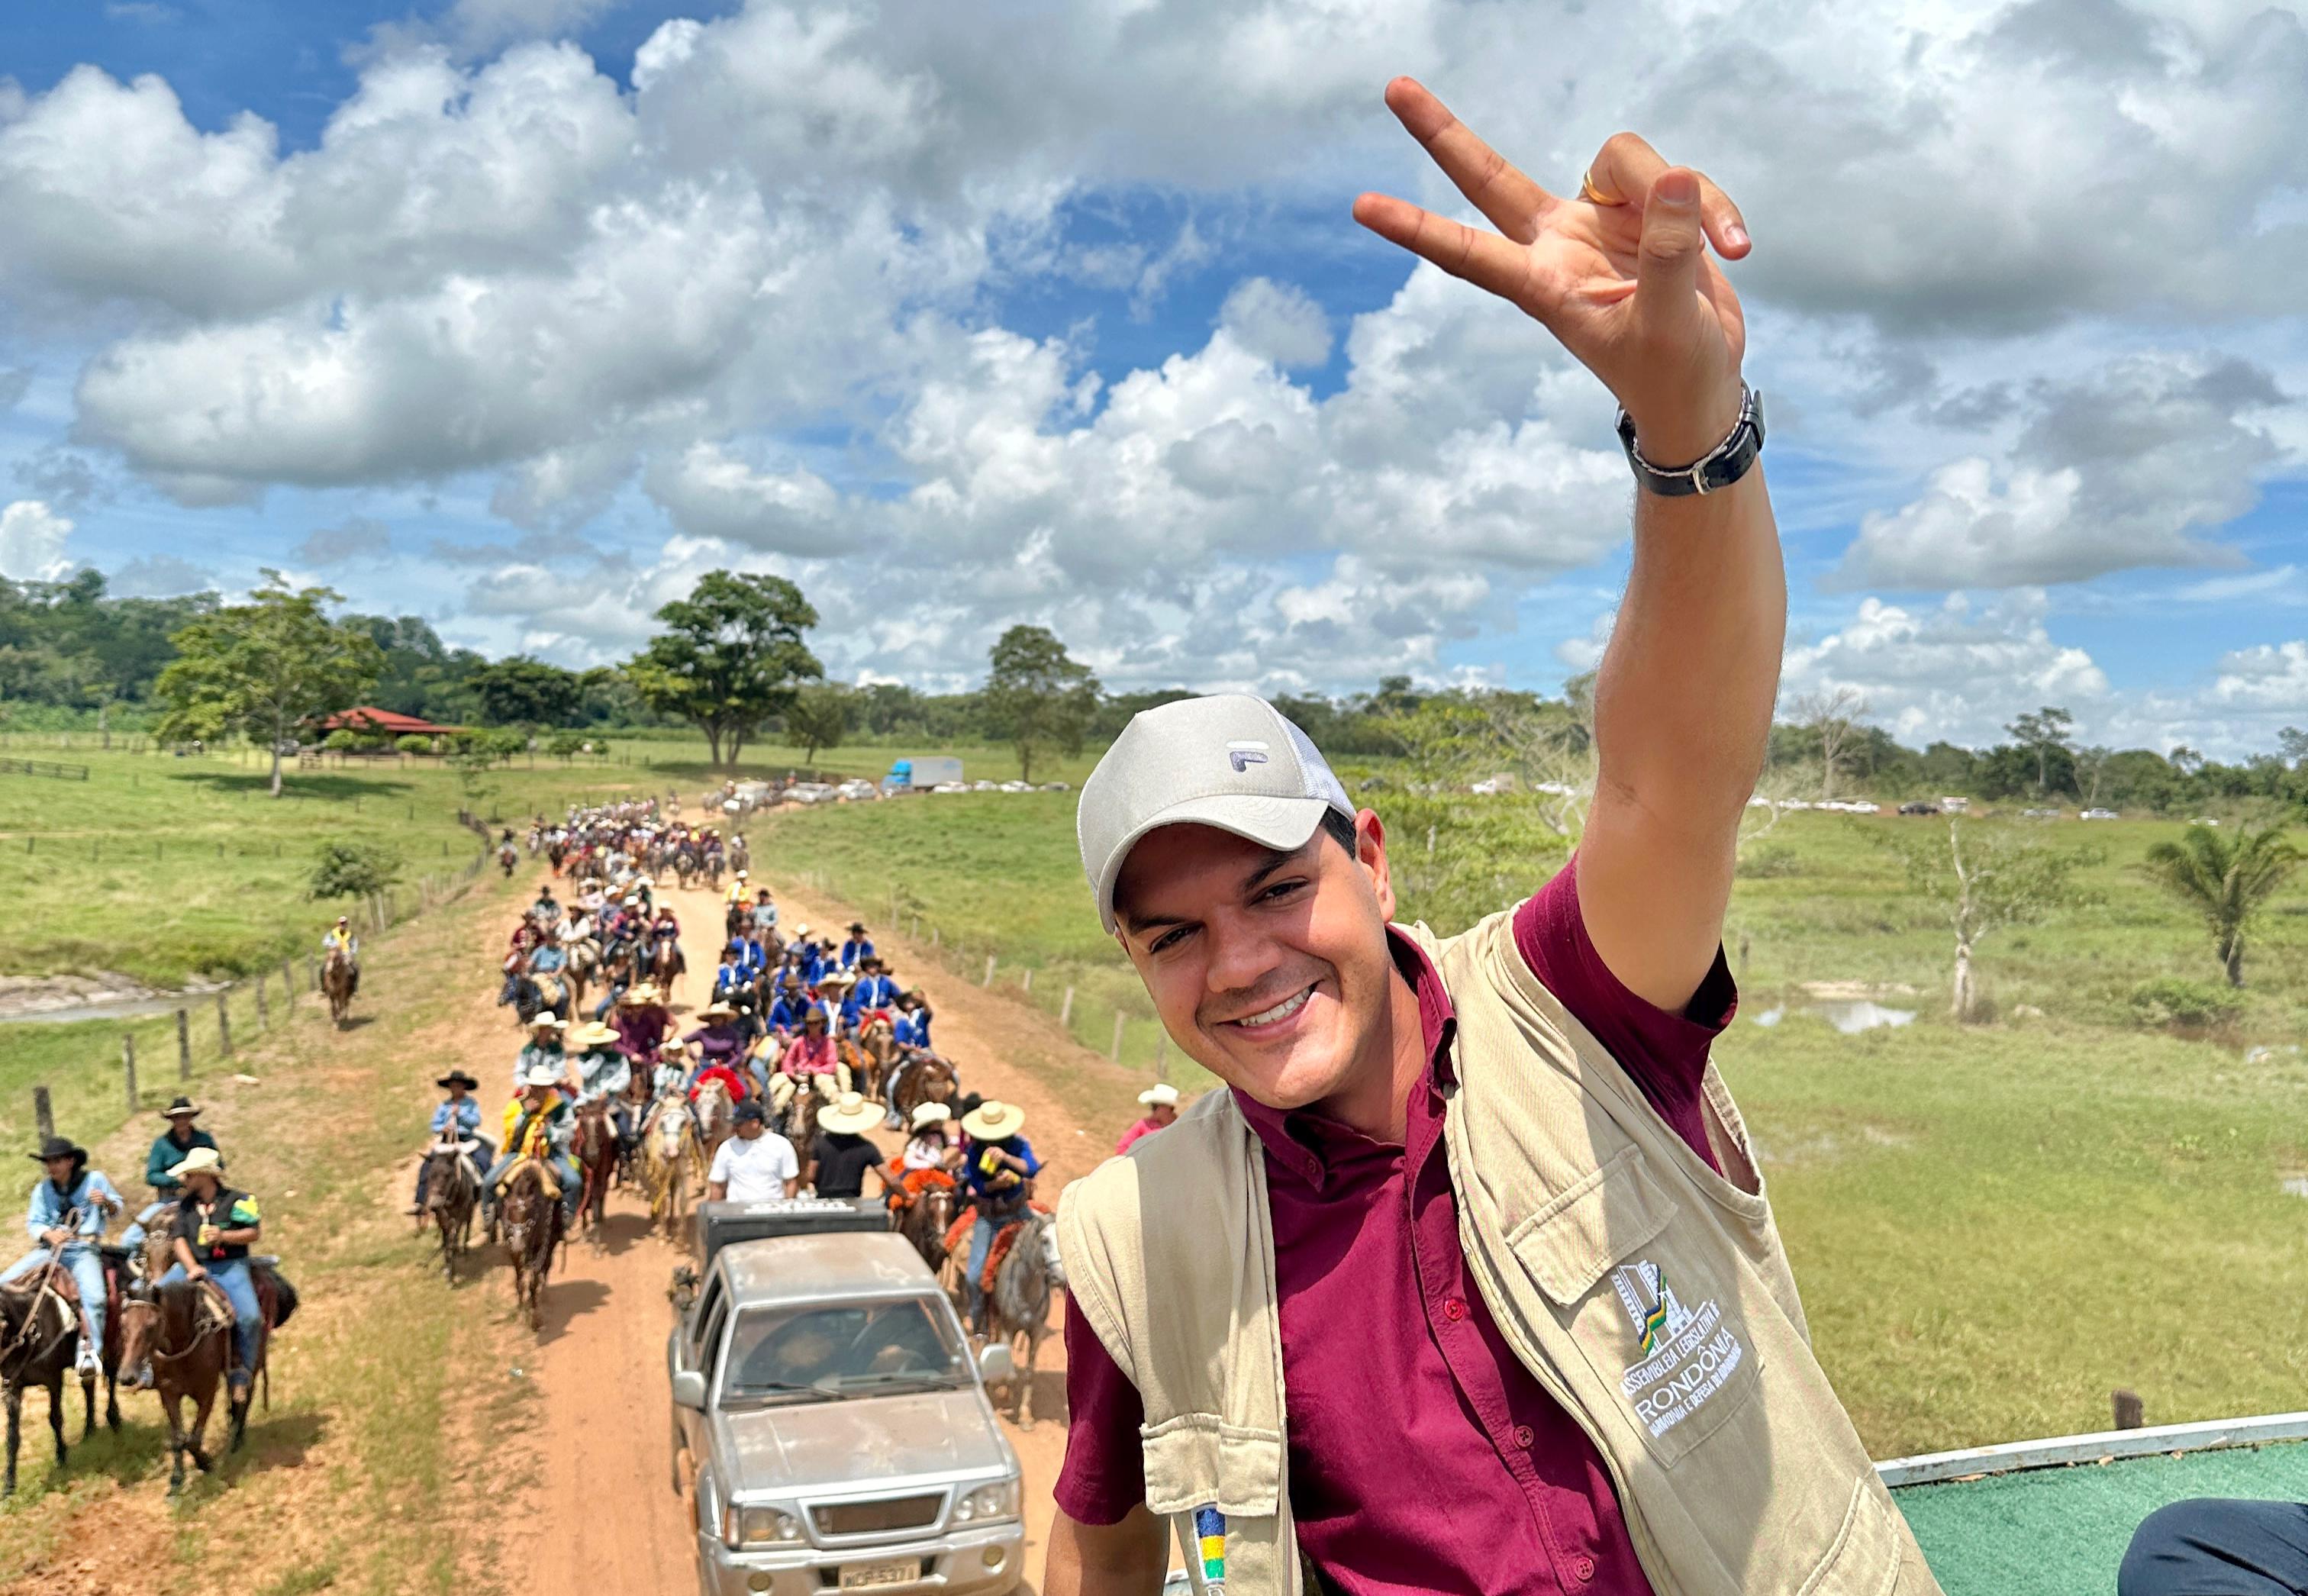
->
xmin=32 ymin=1086 xmax=53 ymax=1143
xmin=307 ymin=954 xmax=319 ymax=991
xmin=1060 ymin=986 xmax=1075 ymax=1025
xmin=1110 ymin=1011 xmax=1125 ymax=1062
xmin=281 ymin=959 xmax=295 ymax=1006
xmin=983 ymin=954 xmax=997 ymax=988
xmin=1020 ymin=966 xmax=1032 ymax=995
xmin=176 ymin=1008 xmax=191 ymax=1079
xmin=122 ymin=1033 xmax=138 ymax=1110
xmin=255 ymin=973 xmax=268 ymax=1031
xmin=1155 ymin=1030 xmax=1169 ymax=1082
xmin=930 ymin=927 xmax=940 ymax=949
xmin=217 ymin=992 xmax=233 ymax=1058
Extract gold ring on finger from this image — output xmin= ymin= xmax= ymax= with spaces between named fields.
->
xmin=1578 ymin=169 xmax=1626 ymax=208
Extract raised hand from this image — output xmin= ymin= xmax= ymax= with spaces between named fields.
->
xmin=1352 ymin=78 xmax=1751 ymax=466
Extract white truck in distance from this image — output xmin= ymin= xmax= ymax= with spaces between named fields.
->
xmin=882 ymin=757 xmax=963 ymax=794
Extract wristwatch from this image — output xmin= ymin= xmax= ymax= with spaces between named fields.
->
xmin=1617 ymin=385 xmax=1766 ymax=496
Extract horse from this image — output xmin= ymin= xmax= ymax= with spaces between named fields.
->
xmin=644 ymin=935 xmax=684 ymax=1000
xmin=892 ymin=1173 xmax=957 ymax=1276
xmin=570 ymin=1101 xmax=617 ymax=1239
xmin=510 ymin=969 xmax=571 ymax=1027
xmin=778 ymin=1080 xmax=824 ymax=1191
xmin=1 ymin=1253 xmax=119 ymax=1497
xmin=498 ymin=843 xmax=517 ymax=879
xmin=888 ymin=1053 xmax=959 ymax=1127
xmin=561 ymin=937 xmax=599 ymax=1017
xmin=498 ymin=1162 xmax=561 ymax=1333
xmin=857 ymin=1017 xmax=898 ymax=1101
xmin=672 ymin=847 xmax=698 ymax=891
xmin=420 ymin=1142 xmax=479 ymax=1283
xmin=975 ymin=1210 xmax=1065 ymax=1430
xmin=728 ymin=837 xmax=749 ymax=876
xmin=640 ymin=1098 xmax=701 ymax=1241
xmin=322 ymin=945 xmax=356 ymax=1028
xmin=724 ymin=900 xmax=747 ymax=943
xmin=116 ymin=1278 xmax=233 ymax=1495
xmin=691 ymin=1079 xmax=737 ymax=1167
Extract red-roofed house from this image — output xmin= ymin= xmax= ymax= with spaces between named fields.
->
xmin=312 ymin=707 xmax=467 ymax=737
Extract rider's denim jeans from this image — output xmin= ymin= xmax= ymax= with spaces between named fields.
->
xmin=2120 ymin=1500 xmax=2308 ymax=1595
xmin=0 ymin=1243 xmax=106 ymax=1350
xmin=159 ymin=1258 xmax=259 ymax=1385
xmin=482 ymin=1153 xmax=582 ymax=1226
xmin=964 ymin=1211 xmax=1002 ymax=1332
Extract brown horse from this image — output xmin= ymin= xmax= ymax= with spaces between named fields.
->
xmin=691 ymin=1079 xmax=737 ymax=1167
xmin=499 ymin=1161 xmax=561 ymax=1332
xmin=420 ymin=1143 xmax=479 ymax=1282
xmin=116 ymin=1278 xmax=230 ymax=1495
xmin=856 ymin=1019 xmax=898 ymax=1101
xmin=640 ymin=1097 xmax=701 ymax=1241
xmin=645 ymin=936 xmax=683 ymax=1000
xmin=888 ymin=1054 xmax=959 ymax=1125
xmin=893 ymin=1174 xmax=957 ymax=1275
xmin=1 ymin=1256 xmax=119 ymax=1498
xmin=322 ymin=946 xmax=356 ymax=1027
xmin=570 ymin=1101 xmax=617 ymax=1239
xmin=779 ymin=1082 xmax=824 ymax=1191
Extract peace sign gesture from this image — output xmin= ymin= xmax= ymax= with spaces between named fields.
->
xmin=1352 ymin=79 xmax=1752 ymax=467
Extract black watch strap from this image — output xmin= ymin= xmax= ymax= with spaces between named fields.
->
xmin=1616 ymin=387 xmax=1765 ymax=496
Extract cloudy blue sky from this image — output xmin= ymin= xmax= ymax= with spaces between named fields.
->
xmin=0 ymin=0 xmax=2303 ymax=754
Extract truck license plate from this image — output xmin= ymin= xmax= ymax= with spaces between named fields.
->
xmin=839 ymin=1560 xmax=919 ymax=1589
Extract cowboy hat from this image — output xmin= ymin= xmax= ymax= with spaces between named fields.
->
xmin=1138 ymin=1082 xmax=1181 ymax=1109
xmin=733 ymin=869 xmax=748 ymax=879
xmin=528 ymin=1014 xmax=568 ymax=1030
xmin=522 ymin=1064 xmax=564 ymax=1089
xmin=620 ymin=982 xmax=662 ymax=1005
xmin=908 ymin=1101 xmax=952 ymax=1132
xmin=567 ymin=1020 xmax=621 ymax=1049
xmin=633 ymin=874 xmax=654 ymax=887
xmin=847 ymin=921 xmax=867 ymax=933
xmin=434 ymin=1070 xmax=481 ymax=1091
xmin=961 ymin=1100 xmax=1026 ymax=1142
xmin=801 ymin=1007 xmax=829 ymax=1026
xmin=818 ymin=1092 xmax=884 ymax=1135
xmin=698 ymin=1000 xmax=737 ymax=1020
xmin=793 ymin=924 xmax=813 ymax=939
xmin=823 ymin=968 xmax=857 ymax=988
xmin=159 ymin=1095 xmax=202 ymax=1120
xmin=778 ymin=970 xmax=801 ymax=988
xmin=169 ymin=1146 xmax=226 ymax=1180
xmin=29 ymin=1134 xmax=85 ymax=1166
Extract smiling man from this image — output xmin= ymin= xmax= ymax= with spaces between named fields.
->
xmin=1046 ymin=81 xmax=1942 ymax=1596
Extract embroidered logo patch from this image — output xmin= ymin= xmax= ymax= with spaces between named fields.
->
xmin=1610 ymin=1259 xmax=1746 ymax=1439
xmin=1225 ymin=740 xmax=1269 ymax=772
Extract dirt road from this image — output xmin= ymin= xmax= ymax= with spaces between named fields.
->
xmin=492 ymin=854 xmax=1131 ymax=1594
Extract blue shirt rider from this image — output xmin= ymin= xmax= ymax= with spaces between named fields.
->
xmin=1 ymin=1136 xmax=121 ymax=1374
xmin=956 ymin=1101 xmax=1040 ymax=1337
xmin=839 ymin=922 xmax=875 ymax=969
xmin=893 ymin=991 xmax=934 ymax=1053
xmin=411 ymin=1071 xmax=492 ymax=1220
xmin=845 ymin=959 xmax=903 ymax=1027
xmin=124 ymin=1096 xmax=218 ymax=1252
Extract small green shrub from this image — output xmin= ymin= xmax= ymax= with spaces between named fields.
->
xmin=395 ymin=734 xmax=433 ymax=754
xmin=1738 ymin=844 xmax=1806 ymax=879
xmin=2128 ymin=976 xmax=2242 ymax=1034
xmin=308 ymin=838 xmax=404 ymax=900
xmin=322 ymin=728 xmax=360 ymax=751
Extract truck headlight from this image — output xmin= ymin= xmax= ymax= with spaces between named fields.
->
xmin=953 ymin=1479 xmax=1020 ymax=1523
xmin=723 ymin=1503 xmax=804 ymax=1547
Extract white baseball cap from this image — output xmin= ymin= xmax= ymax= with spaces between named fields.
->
xmin=1078 ymin=694 xmax=1355 ymax=935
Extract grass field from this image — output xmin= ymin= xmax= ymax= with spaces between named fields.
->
xmin=756 ymin=788 xmax=2308 ymax=1458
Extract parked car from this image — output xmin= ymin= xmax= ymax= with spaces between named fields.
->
xmin=2021 ymin=807 xmax=2061 ymax=819
xmin=930 ymin=781 xmax=971 ymax=795
xmin=2079 ymin=808 xmax=2120 ymax=821
xmin=834 ymin=779 xmax=880 ymax=802
xmin=998 ymin=781 xmax=1033 ymax=793
xmin=1898 ymin=800 xmax=1941 ymax=816
xmin=669 ymin=1227 xmax=1026 ymax=1596
xmin=1039 ymin=782 xmax=1070 ymax=792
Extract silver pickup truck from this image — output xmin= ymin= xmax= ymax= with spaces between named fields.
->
xmin=668 ymin=1226 xmax=1027 ymax=1596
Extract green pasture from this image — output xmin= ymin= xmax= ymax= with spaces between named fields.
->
xmin=759 ymin=788 xmax=2308 ymax=1457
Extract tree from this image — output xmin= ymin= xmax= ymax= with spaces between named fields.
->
xmin=2005 ymin=706 xmax=2076 ymax=795
xmin=153 ymin=573 xmax=383 ymax=796
xmin=469 ymin=655 xmax=583 ymax=729
xmin=1791 ymin=687 xmax=1870 ymax=801
xmin=2074 ymin=744 xmax=2114 ymax=808
xmin=625 ymin=571 xmax=821 ymax=769
xmin=981 ymin=624 xmax=1101 ymax=782
xmin=2279 ymin=727 xmax=2308 ymax=769
xmin=2141 ymin=824 xmax=2303 ymax=988
xmin=1877 ymin=818 xmax=2099 ymax=1020
xmin=785 ymin=682 xmax=853 ymax=766
xmin=308 ymin=838 xmax=402 ymax=900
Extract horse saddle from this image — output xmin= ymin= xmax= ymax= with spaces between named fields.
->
xmin=1 ymin=1265 xmax=74 ymax=1310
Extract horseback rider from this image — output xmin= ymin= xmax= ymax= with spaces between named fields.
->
xmin=724 ymin=869 xmax=753 ymax=909
xmin=411 ymin=1070 xmax=490 ymax=1221
xmin=845 ymin=955 xmax=903 ymax=1032
xmin=321 ymin=916 xmax=360 ymax=996
xmin=712 ymin=943 xmax=752 ymax=1005
xmin=764 ymin=971 xmax=820 ymax=1040
xmin=747 ymin=888 xmax=778 ymax=937
xmin=485 ymin=1069 xmax=582 ymax=1230
xmin=530 ymin=881 xmax=562 ymax=924
xmin=685 ymin=998 xmax=751 ymax=1077
xmin=565 ymin=1020 xmax=635 ymax=1145
xmin=157 ymin=1147 xmax=263 ymax=1393
xmin=649 ymin=1040 xmax=689 ymax=1101
xmin=957 ymin=1101 xmax=1040 ymax=1338
xmin=893 ymin=988 xmax=934 ymax=1052
xmin=611 ymin=982 xmax=671 ymax=1062
xmin=514 ymin=1014 xmax=567 ymax=1091
xmin=1115 ymin=1082 xmax=1181 ymax=1155
xmin=768 ymin=1008 xmax=849 ymax=1117
xmin=901 ymin=1101 xmax=959 ymax=1173
xmin=839 ymin=921 xmax=874 ymax=970
xmin=1 ymin=1135 xmax=121 ymax=1375
xmin=123 ymin=1096 xmax=218 ymax=1252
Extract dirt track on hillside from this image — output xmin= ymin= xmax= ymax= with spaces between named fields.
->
xmin=489 ymin=853 xmax=1113 ymax=1594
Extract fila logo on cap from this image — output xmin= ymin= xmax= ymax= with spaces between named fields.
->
xmin=1226 ymin=740 xmax=1269 ymax=772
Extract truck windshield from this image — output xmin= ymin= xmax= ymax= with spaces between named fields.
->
xmin=722 ymin=1299 xmax=968 ymax=1405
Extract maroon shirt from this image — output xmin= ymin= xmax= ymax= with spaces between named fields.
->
xmin=1053 ymin=856 xmax=1737 ymax=1595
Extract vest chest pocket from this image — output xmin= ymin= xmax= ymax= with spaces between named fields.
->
xmin=1505 ymin=1148 xmax=1763 ymax=1468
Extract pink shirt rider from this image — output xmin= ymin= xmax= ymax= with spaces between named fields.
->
xmin=1114 ymin=1117 xmax=1167 ymax=1156
xmin=781 ymin=1033 xmax=838 ymax=1078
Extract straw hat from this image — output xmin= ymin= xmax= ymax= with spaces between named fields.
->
xmin=522 ymin=1064 xmax=564 ymax=1090
xmin=568 ymin=1020 xmax=621 ymax=1049
xmin=908 ymin=1101 xmax=952 ymax=1132
xmin=698 ymin=1000 xmax=737 ymax=1021
xmin=633 ymin=874 xmax=654 ymax=888
xmin=528 ymin=1014 xmax=567 ymax=1031
xmin=620 ymin=982 xmax=662 ymax=1006
xmin=793 ymin=924 xmax=813 ymax=940
xmin=818 ymin=1092 xmax=884 ymax=1135
xmin=169 ymin=1146 xmax=225 ymax=1181
xmin=961 ymin=1100 xmax=1026 ymax=1142
xmin=1138 ymin=1082 xmax=1181 ymax=1109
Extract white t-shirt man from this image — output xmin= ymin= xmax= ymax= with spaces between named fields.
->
xmin=708 ymin=1128 xmax=799 ymax=1203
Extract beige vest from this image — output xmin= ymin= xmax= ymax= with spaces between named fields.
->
xmin=1059 ymin=909 xmax=1941 ymax=1596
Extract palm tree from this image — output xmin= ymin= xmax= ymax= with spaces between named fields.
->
xmin=2142 ymin=824 xmax=2303 ymax=988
